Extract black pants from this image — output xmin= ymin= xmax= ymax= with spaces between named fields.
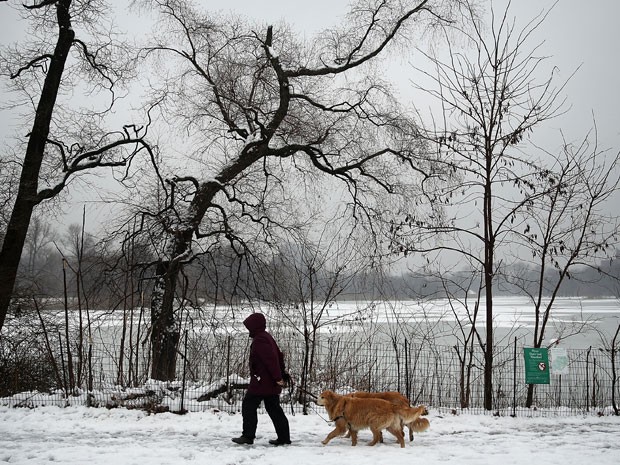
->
xmin=241 ymin=393 xmax=290 ymax=441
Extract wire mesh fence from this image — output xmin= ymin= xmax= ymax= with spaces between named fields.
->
xmin=2 ymin=321 xmax=618 ymax=416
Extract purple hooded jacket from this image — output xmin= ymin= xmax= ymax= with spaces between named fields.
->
xmin=243 ymin=313 xmax=285 ymax=396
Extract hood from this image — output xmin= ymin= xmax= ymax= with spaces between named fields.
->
xmin=243 ymin=313 xmax=266 ymax=337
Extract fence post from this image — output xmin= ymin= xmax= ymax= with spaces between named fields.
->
xmin=405 ymin=338 xmax=410 ymax=401
xmin=392 ymin=339 xmax=401 ymax=392
xmin=226 ymin=335 xmax=232 ymax=401
xmin=180 ymin=330 xmax=188 ymax=414
xmin=512 ymin=337 xmax=517 ymax=417
xmin=612 ymin=323 xmax=620 ymax=415
xmin=586 ymin=346 xmax=591 ymax=412
xmin=592 ymin=356 xmax=598 ymax=409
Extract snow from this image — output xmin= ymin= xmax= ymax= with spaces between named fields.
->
xmin=266 ymin=45 xmax=279 ymax=58
xmin=1 ymin=405 xmax=619 ymax=464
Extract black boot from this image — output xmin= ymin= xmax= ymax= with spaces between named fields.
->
xmin=232 ymin=436 xmax=254 ymax=445
xmin=268 ymin=438 xmax=291 ymax=446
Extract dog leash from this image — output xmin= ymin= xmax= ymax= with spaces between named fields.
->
xmin=295 ymin=387 xmax=347 ymax=427
xmin=297 ymin=386 xmax=318 ymax=401
xmin=307 ymin=402 xmax=334 ymax=424
xmin=296 ymin=388 xmax=332 ymax=424
xmin=285 ymin=376 xmax=295 ymax=416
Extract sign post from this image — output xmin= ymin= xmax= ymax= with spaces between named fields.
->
xmin=523 ymin=348 xmax=550 ymax=384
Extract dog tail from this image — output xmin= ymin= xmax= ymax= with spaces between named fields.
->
xmin=398 ymin=405 xmax=426 ymax=424
xmin=410 ymin=417 xmax=430 ymax=432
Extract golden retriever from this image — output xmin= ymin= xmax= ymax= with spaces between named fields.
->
xmin=348 ymin=391 xmax=430 ymax=441
xmin=316 ymin=389 xmax=427 ymax=448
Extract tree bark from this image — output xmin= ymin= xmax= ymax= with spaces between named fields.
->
xmin=483 ymin=274 xmax=494 ymax=410
xmin=0 ymin=0 xmax=75 ymax=333
xmin=483 ymin=156 xmax=494 ymax=411
xmin=150 ymin=260 xmax=181 ymax=381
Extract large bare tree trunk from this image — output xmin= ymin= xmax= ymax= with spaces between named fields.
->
xmin=0 ymin=0 xmax=74 ymax=333
xmin=149 ymin=224 xmax=196 ymax=381
xmin=150 ymin=260 xmax=181 ymax=381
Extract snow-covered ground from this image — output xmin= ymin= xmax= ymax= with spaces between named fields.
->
xmin=1 ymin=405 xmax=619 ymax=465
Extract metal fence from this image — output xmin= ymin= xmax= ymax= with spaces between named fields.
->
xmin=2 ymin=325 xmax=618 ymax=416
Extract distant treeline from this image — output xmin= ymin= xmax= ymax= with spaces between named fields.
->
xmin=381 ymin=258 xmax=620 ymax=300
xmin=11 ymin=229 xmax=619 ymax=313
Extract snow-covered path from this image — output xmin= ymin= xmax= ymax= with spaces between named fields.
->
xmin=2 ymin=406 xmax=619 ymax=464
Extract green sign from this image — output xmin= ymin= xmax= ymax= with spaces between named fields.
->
xmin=523 ymin=348 xmax=550 ymax=384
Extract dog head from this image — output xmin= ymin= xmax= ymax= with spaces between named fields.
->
xmin=413 ymin=405 xmax=429 ymax=416
xmin=316 ymin=390 xmax=337 ymax=407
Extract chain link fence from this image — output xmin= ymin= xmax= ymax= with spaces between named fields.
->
xmin=2 ymin=318 xmax=618 ymax=416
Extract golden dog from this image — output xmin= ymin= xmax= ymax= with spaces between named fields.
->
xmin=348 ymin=391 xmax=430 ymax=441
xmin=316 ymin=390 xmax=427 ymax=448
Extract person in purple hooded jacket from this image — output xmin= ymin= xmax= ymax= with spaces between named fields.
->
xmin=232 ymin=313 xmax=291 ymax=446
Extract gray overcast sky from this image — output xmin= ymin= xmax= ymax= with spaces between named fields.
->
xmin=0 ymin=0 xmax=618 ymax=228
xmin=1 ymin=0 xmax=618 ymax=140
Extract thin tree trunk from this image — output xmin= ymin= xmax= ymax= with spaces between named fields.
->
xmin=62 ymin=258 xmax=75 ymax=392
xmin=483 ymin=164 xmax=494 ymax=411
xmin=34 ymin=299 xmax=63 ymax=390
xmin=484 ymin=286 xmax=493 ymax=410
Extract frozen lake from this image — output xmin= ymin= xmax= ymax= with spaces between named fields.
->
xmin=4 ymin=296 xmax=618 ymax=411
xmin=21 ymin=296 xmax=619 ymax=350
xmin=314 ymin=296 xmax=620 ymax=349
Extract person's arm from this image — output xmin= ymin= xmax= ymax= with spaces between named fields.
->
xmin=254 ymin=337 xmax=283 ymax=383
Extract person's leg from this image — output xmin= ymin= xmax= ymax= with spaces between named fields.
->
xmin=241 ymin=393 xmax=262 ymax=439
xmin=264 ymin=395 xmax=290 ymax=443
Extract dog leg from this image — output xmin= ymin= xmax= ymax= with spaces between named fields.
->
xmin=349 ymin=429 xmax=359 ymax=446
xmin=322 ymin=419 xmax=348 ymax=445
xmin=322 ymin=427 xmax=344 ymax=445
xmin=408 ymin=423 xmax=414 ymax=442
xmin=387 ymin=426 xmax=405 ymax=448
xmin=368 ymin=428 xmax=382 ymax=446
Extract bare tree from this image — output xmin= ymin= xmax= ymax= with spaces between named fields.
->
xmin=264 ymin=214 xmax=378 ymax=412
xmin=508 ymin=134 xmax=620 ymax=406
xmin=0 ymin=0 xmax=155 ymax=332
xmin=396 ymin=260 xmax=488 ymax=408
xmin=434 ymin=267 xmax=484 ymax=408
xmin=132 ymin=0 xmax=465 ymax=380
xmin=389 ymin=2 xmax=572 ymax=409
